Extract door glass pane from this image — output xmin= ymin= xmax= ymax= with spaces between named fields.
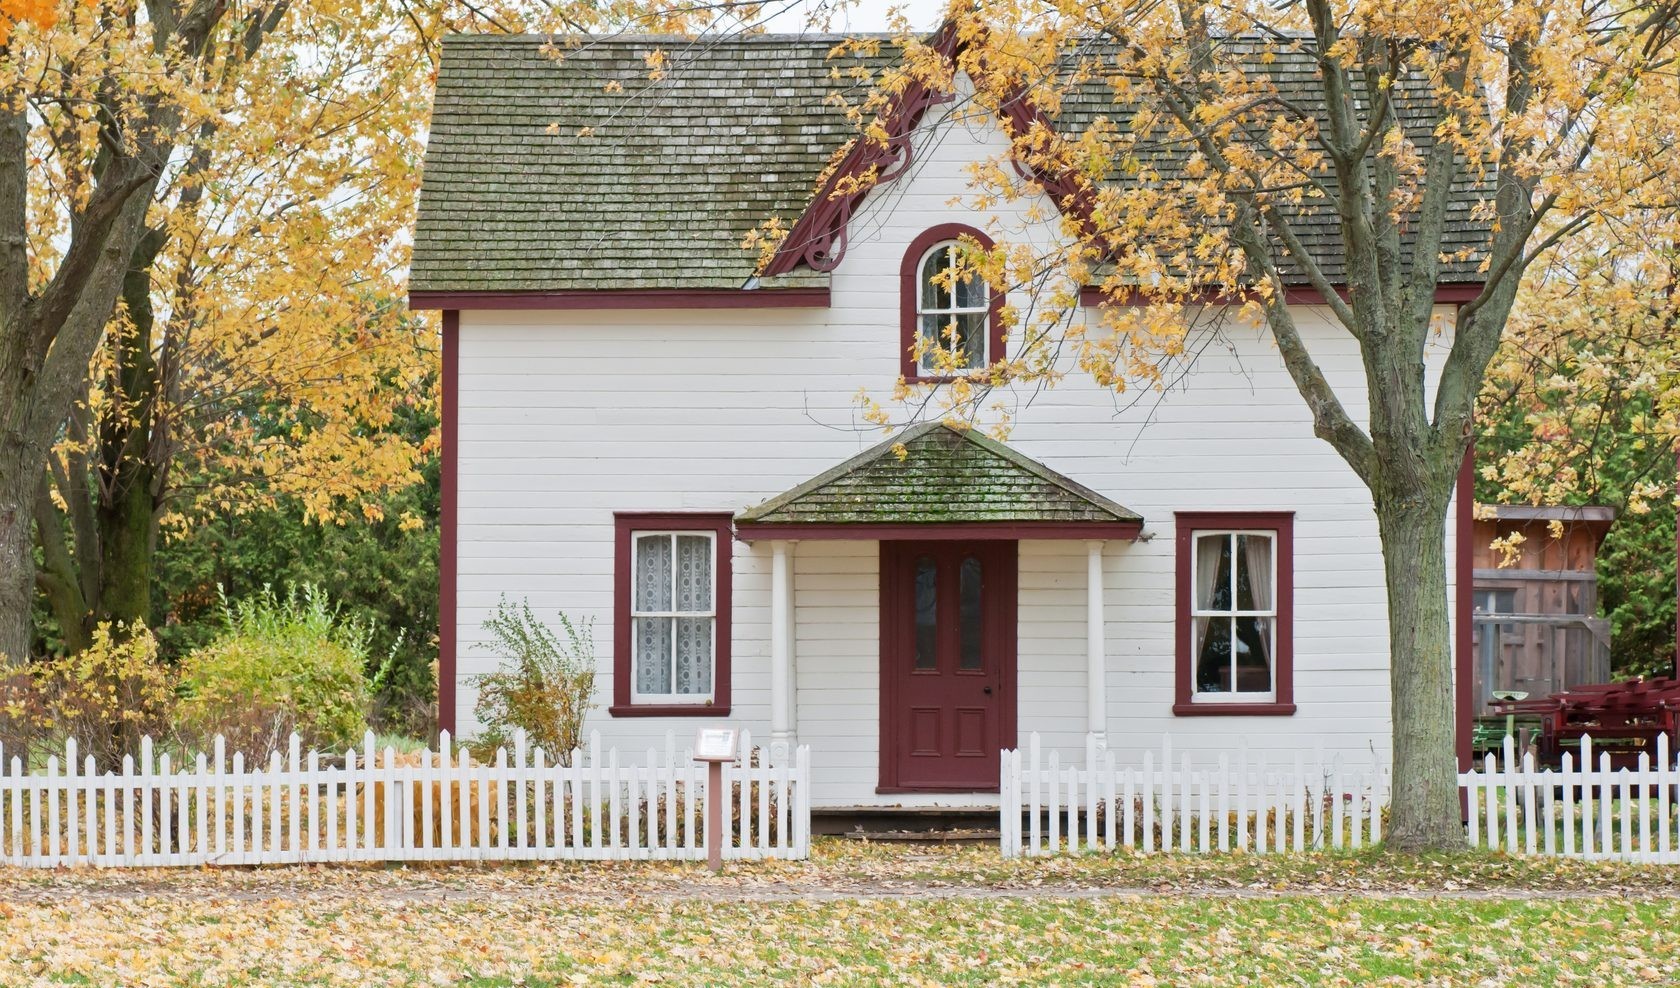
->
xmin=1233 ymin=615 xmax=1272 ymax=693
xmin=1194 ymin=616 xmax=1233 ymax=693
xmin=635 ymin=535 xmax=673 ymax=611
xmin=959 ymin=555 xmax=983 ymax=670
xmin=913 ymin=555 xmax=937 ymax=670
xmin=1235 ymin=534 xmax=1271 ymax=611
xmin=674 ymin=616 xmax=713 ymax=695
xmin=634 ymin=615 xmax=673 ymax=694
xmin=675 ymin=534 xmax=711 ymax=611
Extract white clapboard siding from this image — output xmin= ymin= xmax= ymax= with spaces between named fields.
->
xmin=0 ymin=730 xmax=809 ymax=868
xmin=1000 ymin=733 xmax=1388 ymax=858
xmin=1460 ymin=733 xmax=1680 ymax=863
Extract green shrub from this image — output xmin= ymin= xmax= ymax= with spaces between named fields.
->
xmin=176 ymin=584 xmax=372 ymax=760
xmin=472 ymin=598 xmax=596 ymax=762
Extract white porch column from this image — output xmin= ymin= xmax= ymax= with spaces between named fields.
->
xmin=770 ymin=540 xmax=796 ymax=747
xmin=1086 ymin=540 xmax=1107 ymax=748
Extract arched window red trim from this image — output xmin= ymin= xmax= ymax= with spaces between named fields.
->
xmin=899 ymin=224 xmax=1006 ymax=382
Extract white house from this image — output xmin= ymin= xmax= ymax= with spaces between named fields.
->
xmin=409 ymin=28 xmax=1484 ymax=809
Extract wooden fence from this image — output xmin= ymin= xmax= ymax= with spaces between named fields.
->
xmin=1463 ymin=734 xmax=1680 ymax=862
xmin=0 ymin=729 xmax=810 ymax=868
xmin=1000 ymin=734 xmax=1388 ymax=858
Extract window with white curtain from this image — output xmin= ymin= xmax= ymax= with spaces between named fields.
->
xmin=915 ymin=241 xmax=988 ymax=373
xmin=631 ymin=531 xmax=716 ymax=702
xmin=1189 ymin=530 xmax=1277 ymax=699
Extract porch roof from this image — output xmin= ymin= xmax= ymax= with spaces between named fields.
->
xmin=734 ymin=422 xmax=1143 ymax=541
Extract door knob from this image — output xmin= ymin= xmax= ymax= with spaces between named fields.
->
xmin=983 ymin=686 xmax=993 ymax=695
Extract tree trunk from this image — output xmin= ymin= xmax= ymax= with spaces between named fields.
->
xmin=1375 ymin=481 xmax=1464 ymax=851
xmin=96 ymin=462 xmax=154 ymax=630
xmin=95 ymin=251 xmax=163 ymax=632
xmin=0 ymin=453 xmax=37 ymax=664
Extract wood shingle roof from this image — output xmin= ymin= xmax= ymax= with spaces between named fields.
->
xmin=734 ymin=422 xmax=1143 ymax=531
xmin=412 ymin=32 xmax=1493 ymax=296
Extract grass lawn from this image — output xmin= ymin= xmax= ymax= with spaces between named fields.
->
xmin=2 ymin=840 xmax=1678 ymax=986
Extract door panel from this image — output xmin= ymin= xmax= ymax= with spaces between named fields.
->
xmin=880 ymin=540 xmax=1017 ymax=791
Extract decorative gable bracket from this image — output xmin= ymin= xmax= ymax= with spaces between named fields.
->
xmin=761 ymin=21 xmax=1098 ymax=278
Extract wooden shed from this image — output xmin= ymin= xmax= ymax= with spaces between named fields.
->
xmin=1470 ymin=504 xmax=1614 ymax=717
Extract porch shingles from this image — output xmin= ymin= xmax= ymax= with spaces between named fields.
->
xmin=735 ymin=422 xmax=1141 ymax=528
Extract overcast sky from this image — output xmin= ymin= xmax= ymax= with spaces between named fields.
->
xmin=759 ymin=0 xmax=953 ymax=34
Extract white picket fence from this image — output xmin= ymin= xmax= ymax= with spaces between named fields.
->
xmin=1463 ymin=734 xmax=1680 ymax=862
xmin=1000 ymin=733 xmax=1388 ymax=858
xmin=0 ymin=729 xmax=810 ymax=868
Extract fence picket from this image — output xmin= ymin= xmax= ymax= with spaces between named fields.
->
xmin=1661 ymin=734 xmax=1673 ymax=863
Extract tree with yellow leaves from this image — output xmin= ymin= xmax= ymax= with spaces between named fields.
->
xmin=1479 ymin=232 xmax=1679 ymax=678
xmin=854 ymin=1 xmax=1680 ymax=849
xmin=30 ymin=0 xmax=440 ymax=653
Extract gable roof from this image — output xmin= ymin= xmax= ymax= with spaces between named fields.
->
xmin=412 ymin=33 xmax=891 ymax=296
xmin=412 ymin=30 xmax=1492 ymax=299
xmin=734 ymin=421 xmax=1143 ymax=535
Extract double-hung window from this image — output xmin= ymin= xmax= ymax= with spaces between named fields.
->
xmin=612 ymin=514 xmax=733 ymax=715
xmin=1174 ymin=512 xmax=1295 ymax=715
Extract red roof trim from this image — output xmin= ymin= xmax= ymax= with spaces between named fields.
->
xmin=762 ymin=23 xmax=1103 ymax=279
xmin=761 ymin=22 xmax=964 ymax=277
xmin=409 ymin=288 xmax=830 ymax=311
xmin=734 ymin=520 xmax=1143 ymax=541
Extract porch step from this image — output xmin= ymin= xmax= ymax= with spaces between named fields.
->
xmin=837 ymin=828 xmax=1000 ymax=843
xmin=812 ymin=805 xmax=997 ymax=837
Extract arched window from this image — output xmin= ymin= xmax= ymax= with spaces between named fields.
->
xmin=915 ymin=242 xmax=989 ymax=374
xmin=899 ymin=224 xmax=1002 ymax=381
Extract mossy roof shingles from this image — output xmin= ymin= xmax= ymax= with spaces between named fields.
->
xmin=413 ymin=33 xmax=1493 ymax=294
xmin=735 ymin=422 xmax=1142 ymax=526
xmin=413 ymin=33 xmax=891 ymax=293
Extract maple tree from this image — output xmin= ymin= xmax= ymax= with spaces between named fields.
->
xmin=27 ymin=0 xmax=439 ymax=655
xmin=1477 ymin=233 xmax=1679 ymax=675
xmin=1 ymin=0 xmax=280 ymax=668
xmin=837 ymin=2 xmax=1680 ymax=849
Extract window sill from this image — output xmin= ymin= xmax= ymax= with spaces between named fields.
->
xmin=904 ymin=371 xmax=988 ymax=386
xmin=608 ymin=704 xmax=731 ymax=718
xmin=1172 ymin=701 xmax=1296 ymax=717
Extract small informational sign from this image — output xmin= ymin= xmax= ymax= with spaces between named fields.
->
xmin=694 ymin=727 xmax=739 ymax=763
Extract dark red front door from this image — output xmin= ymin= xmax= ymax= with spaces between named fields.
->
xmin=879 ymin=541 xmax=1017 ymax=792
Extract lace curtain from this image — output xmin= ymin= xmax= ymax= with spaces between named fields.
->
xmin=633 ymin=533 xmax=713 ymax=697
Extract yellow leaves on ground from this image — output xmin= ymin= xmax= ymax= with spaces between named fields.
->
xmin=0 ymin=842 xmax=1677 ymax=985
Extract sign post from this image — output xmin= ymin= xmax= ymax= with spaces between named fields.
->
xmin=693 ymin=727 xmax=739 ymax=872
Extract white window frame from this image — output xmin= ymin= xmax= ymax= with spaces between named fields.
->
xmin=915 ymin=240 xmax=989 ymax=372
xmin=1188 ymin=529 xmax=1278 ymax=703
xmin=630 ymin=529 xmax=718 ymax=705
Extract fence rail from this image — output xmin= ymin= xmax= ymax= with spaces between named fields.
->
xmin=1001 ymin=734 xmax=1387 ymax=858
xmin=0 ymin=729 xmax=809 ymax=868
xmin=1462 ymin=733 xmax=1680 ymax=862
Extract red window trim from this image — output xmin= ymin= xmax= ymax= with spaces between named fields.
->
xmin=1173 ymin=511 xmax=1296 ymax=716
xmin=900 ymin=224 xmax=1006 ymax=383
xmin=610 ymin=512 xmax=734 ymax=718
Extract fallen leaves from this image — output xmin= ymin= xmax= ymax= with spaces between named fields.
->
xmin=0 ymin=841 xmax=1675 ymax=984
